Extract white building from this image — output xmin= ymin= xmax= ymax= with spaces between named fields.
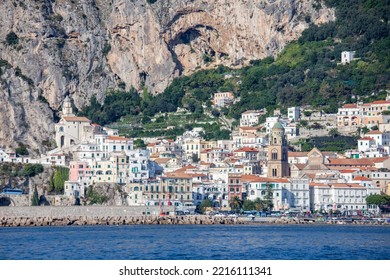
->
xmin=310 ymin=183 xmax=371 ymax=213
xmin=364 ymin=130 xmax=390 ymax=147
xmin=265 ymin=117 xmax=288 ymax=133
xmin=64 ymin=181 xmax=86 ymax=199
xmin=288 ymin=107 xmax=300 ymax=122
xmin=247 ymin=178 xmax=310 ymax=211
xmin=240 ymin=110 xmax=266 ymax=127
xmin=128 ymin=149 xmax=152 ymax=182
xmin=341 ymin=51 xmax=356 ymax=65
xmin=55 ymin=96 xmax=94 ymax=148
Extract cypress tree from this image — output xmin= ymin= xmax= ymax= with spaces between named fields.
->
xmin=31 ymin=186 xmax=39 ymax=206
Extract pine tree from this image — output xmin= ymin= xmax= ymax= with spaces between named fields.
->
xmin=31 ymin=186 xmax=39 ymax=206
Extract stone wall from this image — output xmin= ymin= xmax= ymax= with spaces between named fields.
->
xmin=0 ymin=206 xmax=246 ymax=227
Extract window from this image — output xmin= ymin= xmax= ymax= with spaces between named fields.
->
xmin=272 ymin=169 xmax=277 ymax=177
xmin=271 ymin=150 xmax=278 ymax=160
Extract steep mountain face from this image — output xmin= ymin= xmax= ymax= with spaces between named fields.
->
xmin=0 ymin=0 xmax=334 ymax=152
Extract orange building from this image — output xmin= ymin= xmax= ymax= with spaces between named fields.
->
xmin=361 ymin=100 xmax=390 ymax=126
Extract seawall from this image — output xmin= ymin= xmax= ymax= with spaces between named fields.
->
xmin=0 ymin=206 xmax=245 ymax=227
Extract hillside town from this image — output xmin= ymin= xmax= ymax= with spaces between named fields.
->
xmin=2 ymin=88 xmax=390 ymax=216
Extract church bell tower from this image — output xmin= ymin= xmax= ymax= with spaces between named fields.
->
xmin=267 ymin=122 xmax=290 ymax=178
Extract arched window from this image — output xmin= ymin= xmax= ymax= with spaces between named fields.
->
xmin=272 ymin=149 xmax=278 ymax=160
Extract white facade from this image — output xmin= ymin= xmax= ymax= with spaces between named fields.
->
xmin=364 ymin=131 xmax=390 ymax=146
xmin=247 ymin=178 xmax=310 ymax=211
xmin=288 ymin=107 xmax=300 ymax=121
xmin=240 ymin=110 xmax=266 ymax=127
xmin=55 ymin=96 xmax=94 ymax=148
xmin=64 ymin=181 xmax=86 ymax=198
xmin=341 ymin=51 xmax=356 ymax=64
xmin=128 ymin=149 xmax=151 ymax=182
xmin=310 ymin=183 xmax=369 ymax=212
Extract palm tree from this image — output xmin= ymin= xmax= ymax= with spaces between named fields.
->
xmin=229 ymin=196 xmax=243 ymax=213
xmin=254 ymin=198 xmax=266 ymax=211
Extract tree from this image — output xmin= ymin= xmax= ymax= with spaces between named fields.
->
xmin=242 ymin=199 xmax=256 ymax=211
xmin=22 ymin=164 xmax=44 ymax=177
xmin=6 ymin=31 xmax=19 ymax=46
xmin=366 ymin=194 xmax=390 ymax=212
xmin=86 ymin=186 xmax=109 ymax=205
xmin=328 ymin=128 xmax=340 ymax=138
xmin=53 ymin=167 xmax=69 ymax=194
xmin=361 ymin=126 xmax=370 ymax=134
xmin=199 ymin=199 xmax=212 ymax=214
xmin=254 ymin=198 xmax=266 ymax=211
xmin=264 ymin=183 xmax=274 ymax=211
xmin=15 ymin=144 xmax=29 ymax=156
xmin=191 ymin=153 xmax=199 ymax=163
xmin=229 ymin=196 xmax=243 ymax=213
xmin=134 ymin=139 xmax=146 ymax=149
xmin=31 ymin=186 xmax=39 ymax=206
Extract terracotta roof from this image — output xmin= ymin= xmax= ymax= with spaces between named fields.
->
xmin=332 ymin=183 xmax=365 ymax=189
xmin=370 ymin=157 xmax=390 ymax=163
xmin=359 ymin=137 xmax=374 ymax=141
xmin=309 ymin=183 xmax=329 ymax=187
xmin=340 ymin=169 xmax=358 ymax=173
xmin=163 ymin=172 xmax=193 ymax=179
xmin=242 ymin=175 xmax=289 ymax=183
xmin=106 ymin=136 xmax=131 ymax=141
xmin=365 ymin=130 xmax=383 ymax=135
xmin=241 ymin=174 xmax=262 ymax=182
xmin=370 ymin=100 xmax=390 ymax=105
xmin=353 ymin=176 xmax=371 ymax=181
xmin=288 ymin=152 xmax=308 ymax=157
xmin=63 ymin=116 xmax=90 ymax=122
xmin=234 ymin=147 xmax=259 ymax=153
xmin=342 ymin=104 xmax=358 ymax=108
xmin=294 ymin=164 xmax=307 ymax=170
xmin=327 ymin=158 xmax=375 ymax=166
xmin=174 ymin=165 xmax=198 ymax=173
xmin=154 ymin=158 xmax=172 ymax=164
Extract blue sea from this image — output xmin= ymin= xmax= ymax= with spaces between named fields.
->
xmin=0 ymin=224 xmax=389 ymax=260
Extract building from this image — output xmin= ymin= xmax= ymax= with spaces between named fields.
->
xmin=341 ymin=51 xmax=356 ymax=65
xmin=310 ymin=182 xmax=371 ymax=213
xmin=240 ymin=110 xmax=266 ymax=127
xmin=267 ymin=123 xmax=289 ymax=178
xmin=364 ymin=130 xmax=390 ymax=147
xmin=212 ymin=92 xmax=234 ymax=107
xmin=362 ymin=100 xmax=390 ymax=127
xmin=288 ymin=107 xmax=300 ymax=122
xmin=337 ymin=104 xmax=361 ymax=127
xmin=55 ymin=96 xmax=94 ymax=148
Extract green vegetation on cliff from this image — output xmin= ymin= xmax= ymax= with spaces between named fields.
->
xmin=80 ymin=0 xmax=390 ymax=137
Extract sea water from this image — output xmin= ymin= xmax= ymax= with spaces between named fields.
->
xmin=0 ymin=224 xmax=389 ymax=260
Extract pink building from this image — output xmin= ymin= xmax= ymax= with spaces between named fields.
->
xmin=69 ymin=161 xmax=89 ymax=182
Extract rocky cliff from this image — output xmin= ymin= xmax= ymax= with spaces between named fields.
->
xmin=0 ymin=0 xmax=334 ymax=152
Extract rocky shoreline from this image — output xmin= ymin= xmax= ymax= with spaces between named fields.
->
xmin=0 ymin=215 xmax=247 ymax=227
xmin=1 ymin=215 xmax=389 ymax=227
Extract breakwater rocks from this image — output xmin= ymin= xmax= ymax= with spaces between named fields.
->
xmin=0 ymin=215 xmax=245 ymax=227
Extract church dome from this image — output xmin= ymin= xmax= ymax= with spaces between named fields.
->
xmin=272 ymin=122 xmax=284 ymax=130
